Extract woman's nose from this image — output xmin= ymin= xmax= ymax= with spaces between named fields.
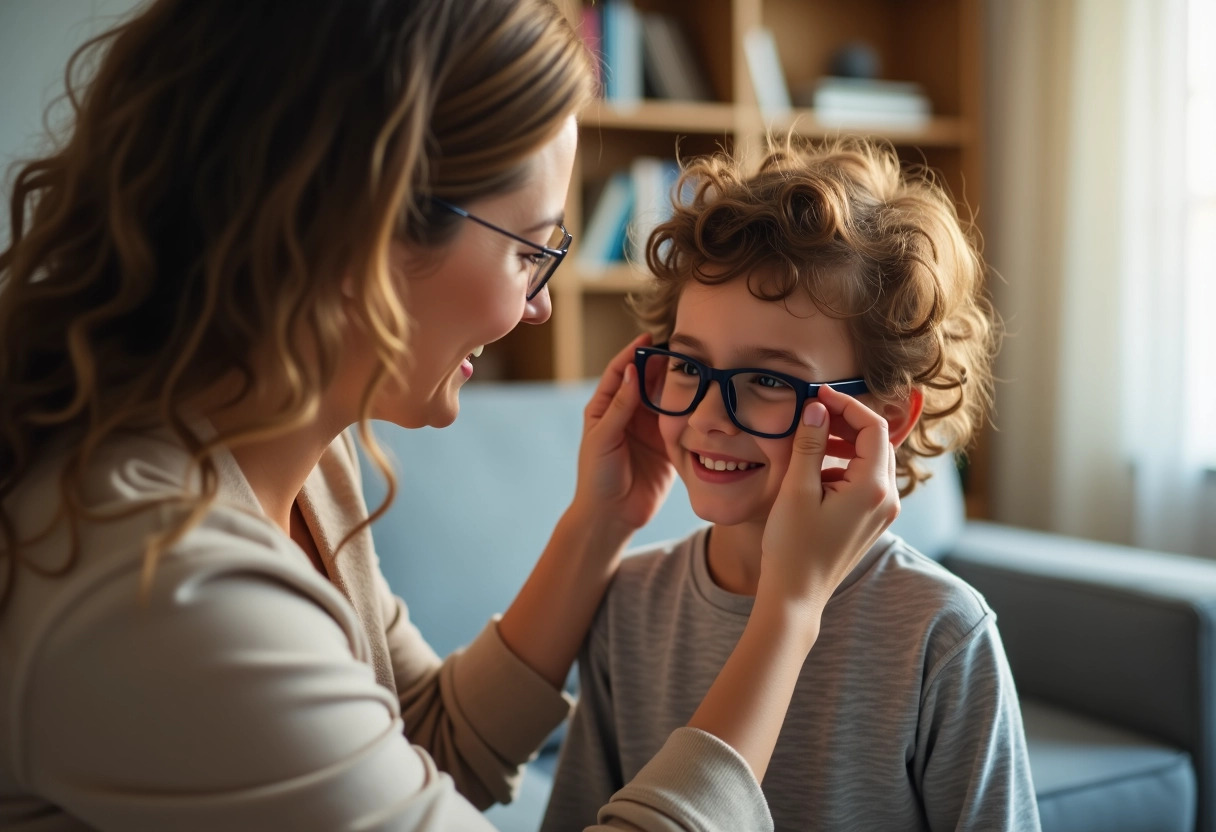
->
xmin=521 ymin=285 xmax=552 ymax=325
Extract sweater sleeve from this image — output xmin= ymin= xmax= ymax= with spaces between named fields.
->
xmin=388 ymin=599 xmax=573 ymax=809
xmin=915 ymin=615 xmax=1042 ymax=832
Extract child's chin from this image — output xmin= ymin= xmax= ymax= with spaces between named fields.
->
xmin=689 ymin=499 xmax=767 ymax=528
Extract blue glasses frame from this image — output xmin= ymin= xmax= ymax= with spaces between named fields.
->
xmin=431 ymin=198 xmax=571 ymax=300
xmin=634 ymin=344 xmax=870 ymax=439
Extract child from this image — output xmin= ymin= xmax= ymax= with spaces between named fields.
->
xmin=541 ymin=138 xmax=1040 ymax=832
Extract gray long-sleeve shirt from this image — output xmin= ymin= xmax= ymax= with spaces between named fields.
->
xmin=542 ymin=527 xmax=1041 ymax=832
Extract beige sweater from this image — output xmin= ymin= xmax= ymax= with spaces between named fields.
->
xmin=0 ymin=428 xmax=770 ymax=831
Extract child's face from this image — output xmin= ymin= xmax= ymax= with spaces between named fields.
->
xmin=658 ymin=276 xmax=860 ymax=528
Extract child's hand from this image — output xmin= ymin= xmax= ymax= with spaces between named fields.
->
xmin=571 ymin=333 xmax=676 ymax=536
xmin=758 ymin=384 xmax=900 ymax=623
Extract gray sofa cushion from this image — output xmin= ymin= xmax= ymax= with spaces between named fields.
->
xmin=1025 ymin=699 xmax=1196 ymax=832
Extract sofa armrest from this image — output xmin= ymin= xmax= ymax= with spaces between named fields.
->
xmin=944 ymin=520 xmax=1216 ymax=828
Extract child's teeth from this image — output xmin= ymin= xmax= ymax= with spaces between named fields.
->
xmin=472 ymin=345 xmax=484 ymax=358
xmin=698 ymin=455 xmax=752 ymax=471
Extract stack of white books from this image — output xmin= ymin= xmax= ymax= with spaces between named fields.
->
xmin=798 ymin=76 xmax=932 ymax=129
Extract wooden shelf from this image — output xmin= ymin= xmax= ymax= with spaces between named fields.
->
xmin=576 ymin=265 xmax=651 ymax=293
xmin=584 ymin=100 xmax=738 ymax=134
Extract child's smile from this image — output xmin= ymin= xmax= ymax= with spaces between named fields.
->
xmin=688 ymin=449 xmax=765 ymax=481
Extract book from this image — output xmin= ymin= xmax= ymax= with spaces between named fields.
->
xmin=579 ymin=6 xmax=604 ymax=93
xmin=602 ymin=0 xmax=643 ymax=106
xmin=742 ymin=27 xmax=791 ymax=118
xmin=797 ymin=76 xmax=932 ymax=128
xmin=578 ymin=172 xmax=635 ymax=270
xmin=640 ymin=12 xmax=711 ymax=102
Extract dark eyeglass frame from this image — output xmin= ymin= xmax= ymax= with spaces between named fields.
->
xmin=634 ymin=344 xmax=870 ymax=439
xmin=431 ymin=198 xmax=571 ymax=300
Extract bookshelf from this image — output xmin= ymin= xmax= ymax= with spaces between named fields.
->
xmin=489 ymin=0 xmax=990 ymax=517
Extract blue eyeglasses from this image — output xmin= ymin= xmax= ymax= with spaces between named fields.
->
xmin=634 ymin=344 xmax=870 ymax=439
xmin=432 ymin=199 xmax=571 ymax=300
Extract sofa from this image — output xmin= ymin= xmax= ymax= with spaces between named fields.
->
xmin=363 ymin=380 xmax=1207 ymax=832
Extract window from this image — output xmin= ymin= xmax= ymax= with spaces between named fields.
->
xmin=1187 ymin=0 xmax=1216 ymax=466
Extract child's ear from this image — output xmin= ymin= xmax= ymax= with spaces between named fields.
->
xmin=879 ymin=388 xmax=925 ymax=449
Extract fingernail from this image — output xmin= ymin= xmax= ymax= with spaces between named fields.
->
xmin=804 ymin=402 xmax=826 ymax=427
xmin=622 ymin=364 xmax=634 ymax=386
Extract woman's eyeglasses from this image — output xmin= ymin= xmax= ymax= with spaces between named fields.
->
xmin=634 ymin=344 xmax=870 ymax=439
xmin=432 ymin=198 xmax=571 ymax=300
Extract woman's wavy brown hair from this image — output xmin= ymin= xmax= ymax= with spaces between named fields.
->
xmin=0 ymin=0 xmax=593 ymax=607
xmin=632 ymin=136 xmax=999 ymax=496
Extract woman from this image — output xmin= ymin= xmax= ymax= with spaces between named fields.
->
xmin=0 ymin=1 xmax=901 ymax=829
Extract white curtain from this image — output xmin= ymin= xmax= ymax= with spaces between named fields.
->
xmin=985 ymin=0 xmax=1214 ymax=556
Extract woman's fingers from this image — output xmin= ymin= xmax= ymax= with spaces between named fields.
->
xmin=778 ymin=400 xmax=830 ymax=499
xmin=815 ymin=385 xmax=889 ymax=483
xmin=586 ymin=333 xmax=651 ymax=422
xmin=593 ymin=363 xmax=643 ymax=445
xmin=824 ymin=437 xmax=858 ymax=459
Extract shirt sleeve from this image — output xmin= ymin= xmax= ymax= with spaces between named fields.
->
xmin=388 ymin=597 xmax=574 ymax=809
xmin=915 ymin=615 xmax=1043 ymax=832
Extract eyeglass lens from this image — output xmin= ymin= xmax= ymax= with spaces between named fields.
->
xmin=640 ymin=352 xmax=800 ymax=436
xmin=527 ymin=225 xmax=568 ymax=295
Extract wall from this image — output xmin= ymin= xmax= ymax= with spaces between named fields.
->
xmin=0 ymin=0 xmax=143 ymax=246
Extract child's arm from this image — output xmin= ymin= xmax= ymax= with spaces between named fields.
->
xmin=916 ymin=616 xmax=1042 ymax=831
xmin=540 ymin=609 xmax=623 ymax=832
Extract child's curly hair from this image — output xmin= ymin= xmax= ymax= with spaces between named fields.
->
xmin=631 ymin=136 xmax=999 ymax=495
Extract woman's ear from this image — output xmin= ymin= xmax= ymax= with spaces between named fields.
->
xmin=880 ymin=388 xmax=925 ymax=448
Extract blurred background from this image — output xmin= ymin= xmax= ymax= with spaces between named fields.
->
xmin=2 ymin=0 xmax=1213 ymax=558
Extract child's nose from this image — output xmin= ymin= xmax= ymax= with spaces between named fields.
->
xmin=686 ymin=384 xmax=739 ymax=435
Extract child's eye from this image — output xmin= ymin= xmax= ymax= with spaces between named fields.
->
xmin=521 ymin=252 xmax=545 ymax=267
xmin=670 ymin=360 xmax=700 ymax=377
xmin=744 ymin=373 xmax=794 ymax=394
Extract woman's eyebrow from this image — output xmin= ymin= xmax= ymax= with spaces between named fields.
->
xmin=521 ymin=214 xmax=564 ymax=236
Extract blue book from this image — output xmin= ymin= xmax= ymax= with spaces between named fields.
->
xmin=578 ymin=171 xmax=635 ymax=270
xmin=602 ymin=1 xmax=642 ymax=105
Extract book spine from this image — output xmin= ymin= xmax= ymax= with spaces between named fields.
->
xmin=580 ymin=6 xmax=604 ymax=95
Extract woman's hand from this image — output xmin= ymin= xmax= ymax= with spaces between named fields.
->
xmin=758 ymin=384 xmax=901 ymax=631
xmin=570 ymin=333 xmax=675 ymax=536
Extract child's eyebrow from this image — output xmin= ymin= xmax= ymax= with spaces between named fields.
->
xmin=669 ymin=334 xmax=821 ymax=376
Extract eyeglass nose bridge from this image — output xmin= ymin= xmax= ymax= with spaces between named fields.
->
xmin=680 ymin=367 xmax=747 ymax=432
